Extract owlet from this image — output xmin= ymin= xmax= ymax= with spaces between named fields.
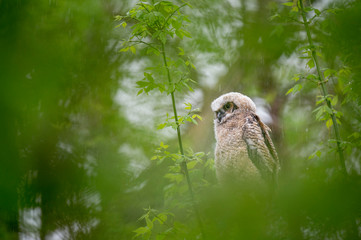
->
xmin=211 ymin=92 xmax=280 ymax=186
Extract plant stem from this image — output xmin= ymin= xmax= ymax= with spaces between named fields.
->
xmin=161 ymin=43 xmax=205 ymax=238
xmin=299 ymin=0 xmax=346 ymax=175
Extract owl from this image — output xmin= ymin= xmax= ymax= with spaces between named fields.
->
xmin=211 ymin=92 xmax=280 ymax=186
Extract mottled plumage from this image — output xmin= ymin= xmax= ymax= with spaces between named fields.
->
xmin=211 ymin=92 xmax=280 ymax=186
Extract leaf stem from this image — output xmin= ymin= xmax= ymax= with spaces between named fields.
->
xmin=298 ymin=0 xmax=346 ymax=174
xmin=161 ymin=43 xmax=205 ymax=239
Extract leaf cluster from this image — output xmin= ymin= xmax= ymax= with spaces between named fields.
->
xmin=157 ymin=103 xmax=202 ymax=130
xmin=116 ymin=0 xmax=192 ymax=52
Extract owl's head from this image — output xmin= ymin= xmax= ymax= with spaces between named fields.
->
xmin=211 ymin=92 xmax=256 ymax=124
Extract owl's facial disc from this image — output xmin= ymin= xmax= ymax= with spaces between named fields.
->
xmin=216 ymin=102 xmax=237 ymax=123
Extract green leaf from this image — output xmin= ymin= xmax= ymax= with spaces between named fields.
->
xmin=282 ymin=2 xmax=294 ymax=7
xmin=184 ymin=102 xmax=192 ymax=110
xmin=331 ymin=95 xmax=338 ymax=106
xmin=114 ymin=15 xmax=124 ymax=21
xmin=130 ymin=45 xmax=136 ymax=54
xmin=286 ymin=87 xmax=294 ymax=95
xmin=324 ymin=69 xmax=332 ymax=78
xmin=157 ymin=123 xmax=166 ymax=129
xmin=175 ymin=29 xmax=183 ymax=39
xmin=286 ymin=83 xmax=303 ymax=95
xmin=137 ymin=89 xmax=144 ymax=95
xmin=156 ymin=235 xmax=166 ymax=240
xmin=119 ymin=47 xmax=129 ymax=52
xmin=316 ymin=97 xmax=325 ymax=105
xmin=315 ymin=106 xmax=324 ymax=120
xmin=292 ymin=7 xmax=298 ymax=12
xmin=314 ymin=8 xmax=321 ymax=16
xmin=187 ymin=161 xmax=197 ymax=170
xmin=145 ymin=216 xmax=153 ymax=229
xmin=193 ymin=114 xmax=202 ymax=121
xmin=306 ymin=74 xmax=317 ymax=80
xmin=190 ymin=118 xmax=198 ymax=125
xmin=292 ymin=74 xmax=300 ymax=81
xmin=177 ymin=47 xmax=185 ymax=56
xmin=133 ymin=227 xmax=150 ymax=237
xmin=160 ymin=141 xmax=168 ymax=149
xmin=121 ymin=22 xmax=127 ymax=28
xmin=307 ymin=59 xmax=315 ymax=69
xmin=326 ymin=119 xmax=333 ymax=129
xmin=316 ymin=51 xmax=323 ymax=59
xmin=164 ymin=173 xmax=183 ymax=183
xmin=324 ymin=106 xmax=332 ymax=114
xmin=269 ymin=13 xmax=280 ymax=21
xmin=144 ymin=72 xmax=154 ymax=82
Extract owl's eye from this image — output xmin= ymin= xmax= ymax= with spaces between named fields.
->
xmin=224 ymin=102 xmax=232 ymax=110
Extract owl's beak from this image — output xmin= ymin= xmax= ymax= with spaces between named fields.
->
xmin=217 ymin=109 xmax=225 ymax=122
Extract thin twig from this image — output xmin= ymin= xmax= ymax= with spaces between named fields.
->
xmin=128 ymin=40 xmax=161 ymax=52
xmin=162 ymin=3 xmax=187 ymax=30
xmin=298 ymin=0 xmax=346 ymax=175
xmin=161 ymin=43 xmax=205 ymax=239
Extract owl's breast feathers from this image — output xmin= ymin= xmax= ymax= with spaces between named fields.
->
xmin=215 ymin=114 xmax=262 ymax=183
xmin=242 ymin=113 xmax=280 ymax=184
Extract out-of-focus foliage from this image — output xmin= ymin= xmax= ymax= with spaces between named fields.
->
xmin=1 ymin=0 xmax=361 ymax=239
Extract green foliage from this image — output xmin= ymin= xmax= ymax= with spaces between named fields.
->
xmin=118 ymin=1 xmax=206 ymax=238
xmin=281 ymin=0 xmax=347 ymax=172
xmin=2 ymin=0 xmax=361 ymax=239
xmin=116 ymin=0 xmax=196 ymax=97
xmin=115 ymin=0 xmax=192 ymax=51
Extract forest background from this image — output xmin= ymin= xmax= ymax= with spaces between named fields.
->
xmin=1 ymin=0 xmax=361 ymax=239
